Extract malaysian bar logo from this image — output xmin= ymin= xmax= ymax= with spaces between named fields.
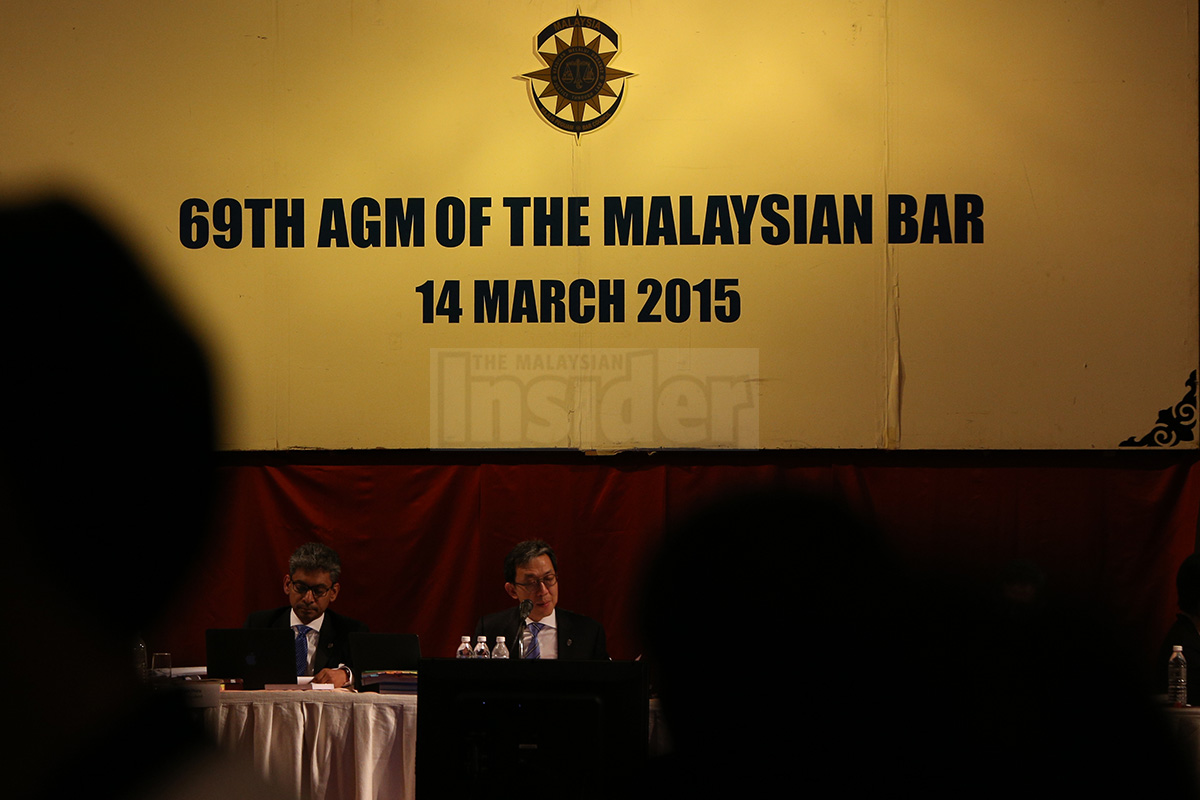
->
xmin=521 ymin=14 xmax=634 ymax=137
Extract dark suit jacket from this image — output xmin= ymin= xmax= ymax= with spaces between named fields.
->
xmin=475 ymin=607 xmax=609 ymax=660
xmin=245 ymin=606 xmax=369 ymax=675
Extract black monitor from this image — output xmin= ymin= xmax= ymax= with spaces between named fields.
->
xmin=205 ymin=628 xmax=295 ymax=689
xmin=416 ymin=659 xmax=648 ymax=798
xmin=349 ymin=632 xmax=422 ymax=691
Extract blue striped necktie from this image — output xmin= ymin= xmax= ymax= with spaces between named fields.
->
xmin=294 ymin=625 xmax=312 ymax=675
xmin=525 ymin=621 xmax=544 ymax=659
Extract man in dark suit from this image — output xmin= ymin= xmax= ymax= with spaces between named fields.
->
xmin=475 ymin=540 xmax=608 ymax=660
xmin=246 ymin=542 xmax=368 ymax=687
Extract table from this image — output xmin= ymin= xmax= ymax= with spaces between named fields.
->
xmin=206 ymin=691 xmax=417 ymax=800
xmin=204 ymin=689 xmax=665 ymax=800
xmin=1164 ymin=706 xmax=1200 ymax=785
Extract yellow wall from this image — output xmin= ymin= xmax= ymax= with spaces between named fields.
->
xmin=2 ymin=1 xmax=1195 ymax=449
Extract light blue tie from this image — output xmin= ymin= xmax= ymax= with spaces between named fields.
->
xmin=294 ymin=625 xmax=312 ymax=675
xmin=525 ymin=621 xmax=544 ymax=659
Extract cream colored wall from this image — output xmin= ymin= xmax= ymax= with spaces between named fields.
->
xmin=1 ymin=1 xmax=1194 ymax=449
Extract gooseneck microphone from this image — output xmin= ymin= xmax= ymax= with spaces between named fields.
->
xmin=517 ymin=599 xmax=533 ymax=658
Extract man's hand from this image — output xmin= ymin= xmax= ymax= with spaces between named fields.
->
xmin=314 ymin=667 xmax=351 ymax=689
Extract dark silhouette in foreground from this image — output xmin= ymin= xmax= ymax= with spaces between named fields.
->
xmin=2 ymin=198 xmax=280 ymax=799
xmin=636 ymin=488 xmax=1197 ymax=797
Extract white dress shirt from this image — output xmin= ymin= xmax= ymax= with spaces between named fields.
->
xmin=289 ymin=609 xmax=325 ymax=676
xmin=521 ymin=609 xmax=558 ymax=659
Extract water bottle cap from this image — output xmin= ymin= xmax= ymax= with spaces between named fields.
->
xmin=478 ymin=635 xmax=487 ymax=642
xmin=1176 ymin=645 xmax=1185 ymax=651
xmin=497 ymin=636 xmax=506 ymax=642
xmin=461 ymin=636 xmax=471 ymax=643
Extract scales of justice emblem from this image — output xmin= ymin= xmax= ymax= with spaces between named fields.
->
xmin=521 ymin=14 xmax=634 ymax=137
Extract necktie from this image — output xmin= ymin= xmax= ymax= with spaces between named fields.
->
xmin=294 ymin=624 xmax=312 ymax=675
xmin=525 ymin=621 xmax=544 ymax=660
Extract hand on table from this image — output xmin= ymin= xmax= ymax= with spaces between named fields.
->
xmin=314 ymin=667 xmax=351 ymax=689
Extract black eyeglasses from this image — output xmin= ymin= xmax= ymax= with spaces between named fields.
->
xmin=289 ymin=580 xmax=331 ymax=598
xmin=513 ymin=573 xmax=557 ymax=590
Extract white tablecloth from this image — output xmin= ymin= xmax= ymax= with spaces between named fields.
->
xmin=205 ymin=690 xmax=664 ymax=800
xmin=206 ymin=691 xmax=417 ymax=800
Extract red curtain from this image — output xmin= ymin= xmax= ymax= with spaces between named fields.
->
xmin=151 ymin=451 xmax=1200 ymax=676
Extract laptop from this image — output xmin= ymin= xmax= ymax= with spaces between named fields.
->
xmin=349 ymin=632 xmax=421 ymax=691
xmin=206 ymin=628 xmax=296 ymax=690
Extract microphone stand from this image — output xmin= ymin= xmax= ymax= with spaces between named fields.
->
xmin=516 ymin=599 xmax=533 ymax=659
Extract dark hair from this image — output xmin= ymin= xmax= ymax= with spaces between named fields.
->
xmin=504 ymin=539 xmax=558 ymax=584
xmin=1177 ymin=554 xmax=1200 ymax=615
xmin=2 ymin=198 xmax=215 ymax=635
xmin=289 ymin=542 xmax=343 ymax=584
xmin=636 ymin=487 xmax=891 ymax=780
xmin=635 ymin=488 xmax=1198 ymax=797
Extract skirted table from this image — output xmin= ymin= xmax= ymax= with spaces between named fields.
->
xmin=206 ymin=690 xmax=417 ymax=800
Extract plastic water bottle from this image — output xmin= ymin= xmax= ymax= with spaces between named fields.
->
xmin=474 ymin=635 xmax=491 ymax=659
xmin=493 ymin=636 xmax=510 ymax=659
xmin=456 ymin=635 xmax=474 ymax=658
xmin=133 ymin=636 xmax=148 ymax=681
xmin=1169 ymin=645 xmax=1188 ymax=706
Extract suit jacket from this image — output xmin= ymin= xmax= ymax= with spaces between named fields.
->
xmin=474 ymin=607 xmax=609 ymax=660
xmin=245 ymin=606 xmax=369 ymax=675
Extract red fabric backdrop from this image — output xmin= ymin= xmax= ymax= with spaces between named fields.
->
xmin=150 ymin=451 xmax=1200 ymax=680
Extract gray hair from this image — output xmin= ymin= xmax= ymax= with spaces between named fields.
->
xmin=289 ymin=542 xmax=342 ymax=584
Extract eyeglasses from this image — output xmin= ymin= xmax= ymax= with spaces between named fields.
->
xmin=513 ymin=573 xmax=557 ymax=590
xmin=289 ymin=580 xmax=331 ymax=598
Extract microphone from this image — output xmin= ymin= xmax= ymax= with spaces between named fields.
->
xmin=517 ymin=599 xmax=533 ymax=658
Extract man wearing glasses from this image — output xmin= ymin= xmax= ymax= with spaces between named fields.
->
xmin=475 ymin=540 xmax=609 ymax=660
xmin=246 ymin=542 xmax=368 ymax=687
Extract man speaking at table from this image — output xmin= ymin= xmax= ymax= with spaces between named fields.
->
xmin=475 ymin=540 xmax=609 ymax=660
xmin=246 ymin=542 xmax=368 ymax=687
